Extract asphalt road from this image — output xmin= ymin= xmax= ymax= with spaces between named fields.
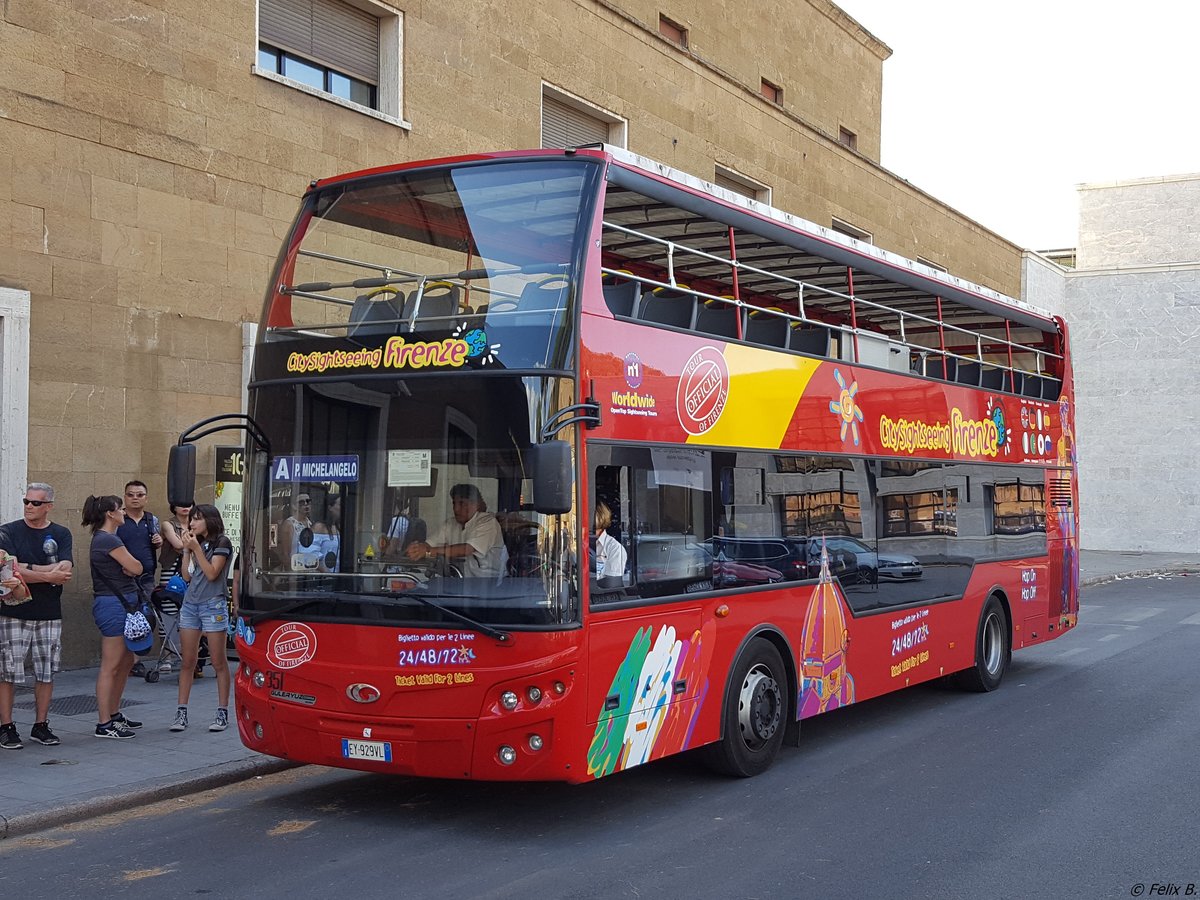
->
xmin=3 ymin=575 xmax=1198 ymax=900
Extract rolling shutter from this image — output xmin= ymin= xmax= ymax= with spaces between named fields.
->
xmin=541 ymin=96 xmax=609 ymax=149
xmin=261 ymin=0 xmax=379 ymax=84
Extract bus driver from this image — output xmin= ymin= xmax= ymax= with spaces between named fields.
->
xmin=406 ymin=484 xmax=507 ymax=580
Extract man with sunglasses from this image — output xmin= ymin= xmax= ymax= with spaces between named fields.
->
xmin=0 ymin=483 xmax=73 ymax=749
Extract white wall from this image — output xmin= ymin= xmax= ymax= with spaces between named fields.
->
xmin=0 ymin=288 xmax=31 ymax=524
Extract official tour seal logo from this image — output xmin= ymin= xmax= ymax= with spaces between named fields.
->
xmin=676 ymin=346 xmax=729 ymax=435
xmin=267 ymin=622 xmax=318 ymax=670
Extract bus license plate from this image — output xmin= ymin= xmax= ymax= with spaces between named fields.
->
xmin=342 ymin=738 xmax=392 ymax=762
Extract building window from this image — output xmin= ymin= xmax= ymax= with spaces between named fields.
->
xmin=255 ymin=0 xmax=405 ymax=125
xmin=714 ymin=165 xmax=772 ymax=205
xmin=760 ymin=79 xmax=783 ymax=104
xmin=838 ymin=126 xmax=858 ymax=151
xmin=831 ymin=217 xmax=873 ymax=244
xmin=541 ymin=86 xmax=627 ymax=149
xmin=659 ymin=14 xmax=688 ymax=48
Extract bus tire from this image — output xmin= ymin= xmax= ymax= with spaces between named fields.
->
xmin=705 ymin=638 xmax=787 ymax=777
xmin=957 ymin=595 xmax=1010 ymax=692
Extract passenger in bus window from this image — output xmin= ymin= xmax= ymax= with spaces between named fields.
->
xmin=594 ymin=502 xmax=627 ymax=588
xmin=311 ymin=494 xmax=341 ymax=573
xmin=380 ymin=496 xmax=426 ymax=561
xmin=282 ymin=491 xmax=315 ymax=568
xmin=405 ymin=484 xmax=507 ymax=579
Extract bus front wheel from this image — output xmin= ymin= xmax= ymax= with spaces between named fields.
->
xmin=705 ymin=638 xmax=787 ymax=777
xmin=957 ymin=595 xmax=1010 ymax=692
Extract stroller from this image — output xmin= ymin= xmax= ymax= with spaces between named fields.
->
xmin=139 ymin=577 xmax=187 ymax=684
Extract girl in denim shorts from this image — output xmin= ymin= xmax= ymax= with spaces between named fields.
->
xmin=171 ymin=504 xmax=232 ymax=733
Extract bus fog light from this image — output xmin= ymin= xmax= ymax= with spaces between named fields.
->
xmin=526 ymin=686 xmax=542 ymax=704
xmin=498 ymin=745 xmax=517 ymax=765
xmin=500 ymin=690 xmax=519 ymax=710
xmin=552 ymin=681 xmax=566 ymax=695
xmin=242 ymin=664 xmax=251 ymax=678
xmin=252 ymin=671 xmax=265 ymax=688
xmin=253 ymin=722 xmax=264 ymax=739
xmin=527 ymin=734 xmax=544 ymax=752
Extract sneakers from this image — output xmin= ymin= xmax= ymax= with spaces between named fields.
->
xmin=95 ymin=721 xmax=136 ymax=740
xmin=170 ymin=707 xmax=189 ymax=732
xmin=29 ymin=721 xmax=60 ymax=746
xmin=113 ymin=712 xmax=143 ymax=730
xmin=0 ymin=722 xmax=22 ymax=750
xmin=209 ymin=708 xmax=229 ymax=732
xmin=194 ymin=666 xmax=205 ymax=678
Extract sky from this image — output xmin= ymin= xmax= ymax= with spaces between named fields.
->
xmin=830 ymin=1 xmax=1200 ymax=250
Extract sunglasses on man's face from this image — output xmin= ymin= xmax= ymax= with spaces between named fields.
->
xmin=22 ymin=499 xmax=49 ymax=507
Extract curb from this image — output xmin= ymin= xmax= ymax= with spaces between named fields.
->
xmin=0 ymin=756 xmax=299 ymax=840
xmin=1081 ymin=566 xmax=1200 ymax=588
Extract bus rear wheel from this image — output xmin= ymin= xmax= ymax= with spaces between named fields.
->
xmin=705 ymin=638 xmax=787 ymax=777
xmin=957 ymin=595 xmax=1010 ymax=692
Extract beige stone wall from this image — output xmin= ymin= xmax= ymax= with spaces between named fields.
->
xmin=0 ymin=0 xmax=1024 ymax=664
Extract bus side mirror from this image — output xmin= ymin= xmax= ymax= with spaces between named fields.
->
xmin=167 ymin=444 xmax=197 ymax=508
xmin=529 ymin=441 xmax=573 ymax=515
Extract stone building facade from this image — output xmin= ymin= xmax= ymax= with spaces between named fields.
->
xmin=1 ymin=0 xmax=1031 ymax=664
xmin=1036 ymin=175 xmax=1200 ymax=552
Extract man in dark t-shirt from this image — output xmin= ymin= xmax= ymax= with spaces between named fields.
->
xmin=0 ymin=482 xmax=74 ymax=749
xmin=116 ymin=480 xmax=161 ymax=592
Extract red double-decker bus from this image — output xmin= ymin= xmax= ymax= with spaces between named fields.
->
xmin=172 ymin=146 xmax=1078 ymax=781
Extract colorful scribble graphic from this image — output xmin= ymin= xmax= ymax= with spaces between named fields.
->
xmin=799 ymin=543 xmax=855 ymax=717
xmin=829 ymin=368 xmax=864 ymax=446
xmin=587 ymin=624 xmax=708 ymax=778
xmin=452 ymin=323 xmax=501 ymax=365
xmin=987 ymin=397 xmax=1013 ymax=455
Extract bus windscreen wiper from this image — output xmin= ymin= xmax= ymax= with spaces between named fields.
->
xmin=387 ymin=591 xmax=511 ymax=644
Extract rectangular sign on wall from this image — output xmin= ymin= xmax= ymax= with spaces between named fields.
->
xmin=215 ymin=446 xmax=244 ymax=556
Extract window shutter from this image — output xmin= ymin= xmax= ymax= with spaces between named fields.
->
xmin=313 ymin=0 xmax=379 ymax=84
xmin=260 ymin=0 xmax=379 ymax=84
xmin=261 ymin=0 xmax=314 ymax=58
xmin=714 ymin=171 xmax=751 ymax=198
xmin=541 ymin=96 xmax=609 ymax=149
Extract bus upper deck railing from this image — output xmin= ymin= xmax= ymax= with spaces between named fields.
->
xmin=599 ymin=220 xmax=1064 ymax=402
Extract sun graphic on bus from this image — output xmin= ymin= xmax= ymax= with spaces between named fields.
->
xmin=452 ymin=324 xmax=501 ymax=365
xmin=828 ymin=368 xmax=864 ymax=446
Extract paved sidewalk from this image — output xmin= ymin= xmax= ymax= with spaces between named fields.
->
xmin=0 ymin=658 xmax=291 ymax=838
xmin=1 ymin=550 xmax=1197 ymax=838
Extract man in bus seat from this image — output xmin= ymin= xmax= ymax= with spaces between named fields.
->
xmin=405 ymin=483 xmax=507 ymax=580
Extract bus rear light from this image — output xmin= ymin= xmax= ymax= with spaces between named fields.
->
xmin=500 ymin=690 xmax=519 ymax=710
xmin=526 ymin=686 xmax=542 ymax=704
xmin=497 ymin=745 xmax=517 ymax=765
xmin=527 ymin=734 xmax=544 ymax=752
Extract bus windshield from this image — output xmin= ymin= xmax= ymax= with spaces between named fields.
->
xmin=262 ymin=157 xmax=601 ymax=373
xmin=242 ymin=375 xmax=580 ymax=629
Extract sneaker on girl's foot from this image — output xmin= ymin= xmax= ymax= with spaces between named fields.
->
xmin=170 ymin=707 xmax=188 ymax=732
xmin=113 ymin=712 xmax=143 ymax=729
xmin=30 ymin=721 xmax=61 ymax=746
xmin=94 ymin=721 xmax=136 ymax=740
xmin=209 ymin=708 xmax=229 ymax=732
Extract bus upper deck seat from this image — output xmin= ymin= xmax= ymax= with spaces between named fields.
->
xmin=1005 ymin=370 xmax=1024 ymax=394
xmin=695 ymin=298 xmax=739 ymax=338
xmin=933 ymin=356 xmax=957 ymax=382
xmin=348 ymin=287 xmax=406 ymax=338
xmin=519 ymin=277 xmax=569 ymax=312
xmin=980 ymin=366 xmax=1005 ymax=390
xmin=956 ymin=361 xmax=981 ymax=387
xmin=639 ymin=285 xmax=696 ymax=329
xmin=743 ymin=307 xmax=789 ymax=349
xmin=788 ymin=324 xmax=830 ymax=356
xmin=409 ymin=281 xmax=462 ymax=329
xmin=1041 ymin=377 xmax=1063 ymax=401
xmin=601 ymin=272 xmax=640 ymax=317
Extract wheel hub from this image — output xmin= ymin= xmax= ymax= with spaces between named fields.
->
xmin=738 ymin=666 xmax=781 ymax=749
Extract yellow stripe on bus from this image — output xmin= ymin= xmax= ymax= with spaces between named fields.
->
xmin=687 ymin=345 xmax=822 ymax=449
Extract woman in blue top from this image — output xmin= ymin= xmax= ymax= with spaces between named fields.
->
xmin=83 ymin=495 xmax=144 ymax=740
xmin=171 ymin=504 xmax=233 ymax=733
